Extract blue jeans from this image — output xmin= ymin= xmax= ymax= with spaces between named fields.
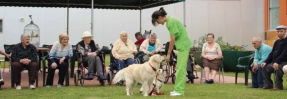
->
xmin=116 ymin=58 xmax=134 ymax=70
xmin=251 ymin=64 xmax=264 ymax=88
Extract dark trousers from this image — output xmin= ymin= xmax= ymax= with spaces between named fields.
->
xmin=251 ymin=64 xmax=264 ymax=88
xmin=46 ymin=59 xmax=68 ymax=85
xmin=116 ymin=58 xmax=134 ymax=70
xmin=12 ymin=62 xmax=38 ymax=84
xmin=83 ymin=55 xmax=103 ymax=75
xmin=262 ymin=62 xmax=287 ymax=89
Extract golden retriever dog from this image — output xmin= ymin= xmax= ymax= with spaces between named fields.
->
xmin=112 ymin=54 xmax=164 ymax=96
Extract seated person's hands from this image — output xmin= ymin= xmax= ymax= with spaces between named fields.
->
xmin=149 ymin=51 xmax=156 ymax=55
xmin=60 ymin=57 xmax=65 ymax=64
xmin=88 ymin=52 xmax=97 ymax=57
xmin=118 ymin=57 xmax=123 ymax=61
xmin=20 ymin=58 xmax=31 ymax=65
xmin=206 ymin=56 xmax=215 ymax=60
xmin=51 ymin=62 xmax=57 ymax=69
xmin=5 ymin=54 xmax=10 ymax=58
xmin=133 ymin=51 xmax=138 ymax=55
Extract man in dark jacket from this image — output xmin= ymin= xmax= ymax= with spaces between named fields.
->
xmin=261 ymin=25 xmax=287 ymax=90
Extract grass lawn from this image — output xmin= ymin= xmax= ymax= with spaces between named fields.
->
xmin=0 ymin=82 xmax=286 ymax=99
xmin=1 ymin=55 xmax=287 ymax=99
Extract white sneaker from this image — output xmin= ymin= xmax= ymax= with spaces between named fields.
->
xmin=57 ymin=84 xmax=62 ymax=88
xmin=16 ymin=85 xmax=21 ymax=90
xmin=46 ymin=85 xmax=50 ymax=88
xmin=170 ymin=91 xmax=176 ymax=94
xmin=29 ymin=85 xmax=35 ymax=89
xmin=170 ymin=92 xmax=183 ymax=96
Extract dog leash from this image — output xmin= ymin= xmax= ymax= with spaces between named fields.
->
xmin=149 ymin=71 xmax=159 ymax=96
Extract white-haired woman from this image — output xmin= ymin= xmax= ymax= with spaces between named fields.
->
xmin=46 ymin=33 xmax=73 ymax=88
xmin=139 ymin=33 xmax=161 ymax=62
xmin=112 ymin=31 xmax=137 ymax=70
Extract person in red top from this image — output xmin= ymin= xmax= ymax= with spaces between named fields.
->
xmin=134 ymin=32 xmax=145 ymax=46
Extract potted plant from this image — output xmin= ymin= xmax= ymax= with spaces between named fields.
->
xmin=192 ymin=34 xmax=254 ymax=72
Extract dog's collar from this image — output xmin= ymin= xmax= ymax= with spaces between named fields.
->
xmin=149 ymin=63 xmax=156 ymax=72
xmin=157 ymin=79 xmax=164 ymax=83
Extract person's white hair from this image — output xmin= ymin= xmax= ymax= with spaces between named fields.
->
xmin=252 ymin=37 xmax=262 ymax=42
xmin=149 ymin=33 xmax=157 ymax=38
xmin=20 ymin=34 xmax=30 ymax=40
xmin=120 ymin=31 xmax=127 ymax=36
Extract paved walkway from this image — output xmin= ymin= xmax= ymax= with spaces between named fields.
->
xmin=0 ymin=67 xmax=251 ymax=88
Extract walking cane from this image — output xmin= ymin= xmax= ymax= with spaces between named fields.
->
xmin=274 ymin=70 xmax=277 ymax=88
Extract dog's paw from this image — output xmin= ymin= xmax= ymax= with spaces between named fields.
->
xmin=143 ymin=94 xmax=148 ymax=96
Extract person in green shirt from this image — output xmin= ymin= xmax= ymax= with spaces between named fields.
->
xmin=151 ymin=7 xmax=192 ymax=96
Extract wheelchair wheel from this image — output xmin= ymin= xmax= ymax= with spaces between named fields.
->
xmin=107 ymin=71 xmax=113 ymax=85
xmin=73 ymin=72 xmax=79 ymax=86
xmin=80 ymin=79 xmax=84 ymax=86
xmin=135 ymin=58 xmax=140 ymax=64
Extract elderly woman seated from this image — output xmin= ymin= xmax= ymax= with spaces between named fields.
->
xmin=46 ymin=33 xmax=73 ymax=88
xmin=139 ymin=33 xmax=161 ymax=62
xmin=11 ymin=34 xmax=38 ymax=90
xmin=112 ymin=31 xmax=137 ymax=70
xmin=77 ymin=31 xmax=105 ymax=80
xmin=201 ymin=33 xmax=222 ymax=84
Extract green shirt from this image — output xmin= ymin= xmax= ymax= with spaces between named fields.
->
xmin=166 ymin=16 xmax=192 ymax=51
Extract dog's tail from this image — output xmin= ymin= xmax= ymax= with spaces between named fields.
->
xmin=112 ymin=69 xmax=125 ymax=84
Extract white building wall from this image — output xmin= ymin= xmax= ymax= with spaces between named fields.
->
xmin=0 ymin=0 xmax=264 ymax=57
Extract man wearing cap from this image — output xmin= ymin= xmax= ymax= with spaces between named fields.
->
xmin=261 ymin=25 xmax=287 ymax=90
xmin=77 ymin=31 xmax=105 ymax=80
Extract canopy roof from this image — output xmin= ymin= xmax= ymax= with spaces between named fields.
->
xmin=0 ymin=0 xmax=184 ymax=10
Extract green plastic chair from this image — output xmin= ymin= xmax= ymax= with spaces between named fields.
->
xmin=235 ymin=54 xmax=254 ymax=85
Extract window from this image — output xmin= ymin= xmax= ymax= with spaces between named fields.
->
xmin=0 ymin=19 xmax=2 ymax=33
xmin=269 ymin=0 xmax=280 ymax=29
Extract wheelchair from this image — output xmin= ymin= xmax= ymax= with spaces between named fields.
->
xmin=160 ymin=42 xmax=199 ymax=84
xmin=106 ymin=44 xmax=142 ymax=85
xmin=73 ymin=46 xmax=107 ymax=86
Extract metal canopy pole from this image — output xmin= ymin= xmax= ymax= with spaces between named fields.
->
xmin=67 ymin=0 xmax=69 ymax=35
xmin=183 ymin=0 xmax=186 ymax=26
xmin=140 ymin=9 xmax=142 ymax=32
xmin=91 ymin=0 xmax=94 ymax=37
xmin=140 ymin=0 xmax=142 ymax=33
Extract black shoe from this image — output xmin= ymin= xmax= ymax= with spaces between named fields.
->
xmin=187 ymin=74 xmax=194 ymax=79
xmin=205 ymin=80 xmax=209 ymax=84
xmin=209 ymin=79 xmax=214 ymax=84
xmin=0 ymin=81 xmax=4 ymax=85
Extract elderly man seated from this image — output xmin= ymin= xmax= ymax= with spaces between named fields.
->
xmin=11 ymin=34 xmax=38 ymax=90
xmin=261 ymin=25 xmax=287 ymax=90
xmin=77 ymin=31 xmax=105 ymax=80
xmin=112 ymin=31 xmax=137 ymax=70
xmin=249 ymin=37 xmax=272 ymax=88
xmin=139 ymin=33 xmax=161 ymax=62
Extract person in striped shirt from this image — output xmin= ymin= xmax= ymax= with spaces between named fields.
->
xmin=46 ymin=33 xmax=73 ymax=88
